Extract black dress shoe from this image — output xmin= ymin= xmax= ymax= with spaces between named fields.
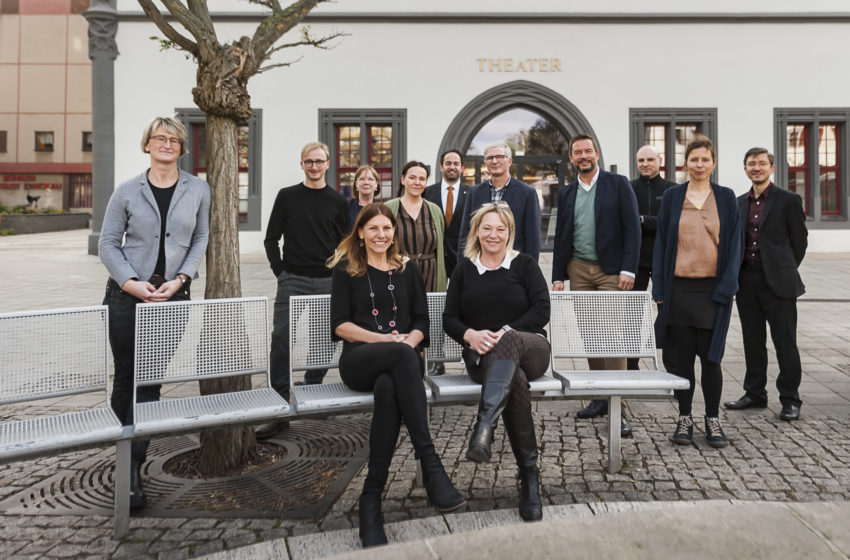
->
xmin=723 ymin=395 xmax=767 ymax=410
xmin=429 ymin=363 xmax=445 ymax=376
xmin=621 ymin=414 xmax=633 ymax=438
xmin=576 ymin=399 xmax=608 ymax=419
xmin=255 ymin=421 xmax=290 ymax=440
xmin=780 ymin=404 xmax=801 ymax=421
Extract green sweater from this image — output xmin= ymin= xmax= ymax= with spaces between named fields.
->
xmin=572 ymin=185 xmax=598 ymax=263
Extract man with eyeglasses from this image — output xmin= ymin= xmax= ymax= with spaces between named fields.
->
xmin=458 ymin=142 xmax=541 ymax=261
xmin=553 ymin=133 xmax=641 ymax=435
xmin=259 ymin=141 xmax=348 ymax=439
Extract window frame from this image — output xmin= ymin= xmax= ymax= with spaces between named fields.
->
xmin=629 ymin=108 xmax=718 ymax=182
xmin=319 ymin=109 xmax=406 ymax=198
xmin=174 ymin=108 xmax=263 ymax=231
xmin=775 ymin=108 xmax=850 ymax=226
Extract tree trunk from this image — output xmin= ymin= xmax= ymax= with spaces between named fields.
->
xmin=197 ymin=113 xmax=257 ymax=474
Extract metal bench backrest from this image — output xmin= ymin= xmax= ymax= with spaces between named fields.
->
xmin=425 ymin=292 xmax=464 ymax=363
xmin=0 ymin=306 xmax=110 ymax=405
xmin=134 ymin=297 xmax=269 ymax=388
xmin=289 ymin=295 xmax=342 ymax=373
xmin=550 ymin=291 xmax=659 ymax=365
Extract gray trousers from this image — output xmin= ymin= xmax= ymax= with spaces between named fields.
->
xmin=270 ymin=270 xmax=333 ymax=401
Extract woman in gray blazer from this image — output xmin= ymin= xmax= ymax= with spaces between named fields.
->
xmin=99 ymin=116 xmax=210 ymax=510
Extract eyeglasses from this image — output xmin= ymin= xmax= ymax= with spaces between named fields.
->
xmin=150 ymin=135 xmax=181 ymax=147
xmin=484 ymin=154 xmax=509 ymax=162
xmin=302 ymin=159 xmax=328 ymax=167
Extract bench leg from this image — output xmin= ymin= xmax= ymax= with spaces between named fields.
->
xmin=607 ymin=396 xmax=622 ymax=474
xmin=113 ymin=438 xmax=131 ymax=539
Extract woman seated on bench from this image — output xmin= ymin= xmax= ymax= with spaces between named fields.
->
xmin=443 ymin=202 xmax=550 ymax=522
xmin=328 ymin=203 xmax=465 ymax=548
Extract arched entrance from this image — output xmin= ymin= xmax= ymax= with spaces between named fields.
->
xmin=437 ymin=81 xmax=600 ymax=251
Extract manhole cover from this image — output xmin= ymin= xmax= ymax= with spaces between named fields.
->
xmin=0 ymin=417 xmax=369 ymax=519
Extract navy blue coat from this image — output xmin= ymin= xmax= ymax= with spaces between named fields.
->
xmin=458 ymin=178 xmax=541 ymax=261
xmin=652 ymin=182 xmax=742 ymax=363
xmin=552 ymin=170 xmax=641 ymax=283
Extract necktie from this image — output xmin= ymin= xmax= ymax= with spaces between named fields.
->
xmin=445 ymin=186 xmax=454 ymax=226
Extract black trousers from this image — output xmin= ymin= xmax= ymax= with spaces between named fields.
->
xmin=736 ymin=265 xmax=802 ymax=407
xmin=672 ymin=326 xmax=723 ymax=417
xmin=340 ymin=342 xmax=435 ymax=491
xmin=104 ymin=278 xmax=190 ymax=462
xmin=627 ymin=266 xmax=677 ymax=373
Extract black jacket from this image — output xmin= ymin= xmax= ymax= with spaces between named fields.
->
xmin=631 ymin=174 xmax=677 ymax=269
xmin=424 ymin=181 xmax=469 ymax=275
xmin=737 ymin=184 xmax=808 ymax=299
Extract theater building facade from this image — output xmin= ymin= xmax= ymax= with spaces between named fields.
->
xmin=111 ymin=1 xmax=850 ymax=252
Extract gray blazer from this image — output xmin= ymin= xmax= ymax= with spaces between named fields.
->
xmin=99 ymin=169 xmax=211 ymax=288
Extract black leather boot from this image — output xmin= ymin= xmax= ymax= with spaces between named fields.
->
xmin=358 ymin=491 xmax=387 ymax=548
xmin=130 ymin=458 xmax=147 ymax=510
xmin=420 ymin=453 xmax=466 ymax=512
xmin=467 ymin=360 xmax=516 ymax=463
xmin=503 ymin=407 xmax=543 ymax=522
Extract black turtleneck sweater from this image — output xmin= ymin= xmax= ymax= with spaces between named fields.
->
xmin=630 ymin=174 xmax=676 ymax=268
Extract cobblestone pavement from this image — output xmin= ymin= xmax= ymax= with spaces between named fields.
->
xmin=1 ymin=230 xmax=849 ymax=559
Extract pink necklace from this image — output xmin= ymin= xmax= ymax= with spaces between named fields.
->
xmin=366 ymin=268 xmax=397 ymax=331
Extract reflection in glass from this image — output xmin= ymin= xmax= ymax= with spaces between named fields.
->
xmin=642 ymin=124 xmax=667 ymax=178
xmin=819 ymin=124 xmax=840 ymax=215
xmin=467 ymin=108 xmax=568 ymax=157
xmin=370 ymin=126 xmax=392 ymax=166
xmin=674 ymin=124 xmax=699 ymax=183
xmin=338 ymin=126 xmax=361 ymax=168
xmin=786 ymin=124 xmax=810 ymax=216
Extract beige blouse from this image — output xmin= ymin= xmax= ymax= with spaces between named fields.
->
xmin=674 ymin=189 xmax=719 ymax=278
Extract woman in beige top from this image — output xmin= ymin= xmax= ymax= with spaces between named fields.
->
xmin=652 ymin=135 xmax=742 ymax=449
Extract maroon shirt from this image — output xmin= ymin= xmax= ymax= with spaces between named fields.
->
xmin=744 ymin=182 xmax=773 ymax=264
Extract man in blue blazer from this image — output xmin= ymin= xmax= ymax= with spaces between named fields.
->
xmin=458 ymin=142 xmax=541 ymax=261
xmin=552 ymin=134 xmax=641 ymax=432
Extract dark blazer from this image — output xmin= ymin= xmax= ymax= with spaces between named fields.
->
xmin=552 ymin=170 xmax=641 ymax=283
xmin=458 ymin=178 xmax=541 ymax=261
xmin=652 ymin=182 xmax=742 ymax=363
xmin=425 ymin=181 xmax=469 ymax=273
xmin=738 ymin=184 xmax=807 ymax=299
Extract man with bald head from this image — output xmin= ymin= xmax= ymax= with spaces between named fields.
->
xmin=629 ymin=145 xmax=677 ymax=370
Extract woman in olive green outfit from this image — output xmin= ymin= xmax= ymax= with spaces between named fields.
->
xmin=384 ymin=160 xmax=447 ymax=292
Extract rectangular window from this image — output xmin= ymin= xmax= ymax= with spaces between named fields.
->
xmin=320 ymin=109 xmax=406 ymax=200
xmin=81 ymin=131 xmax=93 ymax=152
xmin=0 ymin=130 xmax=6 ymax=153
xmin=630 ymin=109 xmax=717 ymax=182
xmin=775 ymin=109 xmax=849 ymax=224
xmin=175 ymin=109 xmax=263 ymax=231
xmin=34 ymin=131 xmax=54 ymax=152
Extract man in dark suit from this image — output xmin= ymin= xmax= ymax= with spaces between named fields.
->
xmin=552 ymin=133 xmax=641 ymax=434
xmin=424 ymin=149 xmax=468 ymax=376
xmin=724 ymin=147 xmax=808 ymax=421
xmin=425 ymin=149 xmax=468 ymax=277
xmin=458 ymin=142 xmax=541 ymax=261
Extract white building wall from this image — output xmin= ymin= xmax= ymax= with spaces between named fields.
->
xmin=114 ymin=7 xmax=850 ymax=252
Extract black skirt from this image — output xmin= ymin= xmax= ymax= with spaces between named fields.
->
xmin=667 ymin=276 xmax=716 ymax=330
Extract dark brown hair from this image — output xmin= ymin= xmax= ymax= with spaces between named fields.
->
xmin=568 ymin=133 xmax=598 ymax=155
xmin=743 ymin=147 xmax=774 ymax=166
xmin=327 ymin=203 xmax=406 ymax=277
xmin=684 ymin=134 xmax=716 ymax=163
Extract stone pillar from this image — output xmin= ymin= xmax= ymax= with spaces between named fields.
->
xmin=83 ymin=0 xmax=118 ymax=256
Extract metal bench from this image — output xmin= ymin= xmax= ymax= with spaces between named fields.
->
xmin=114 ymin=296 xmax=291 ymax=536
xmin=0 ymin=306 xmax=124 ymax=533
xmin=423 ymin=292 xmax=563 ymax=402
xmin=550 ymin=291 xmax=690 ymax=473
xmin=288 ymin=294 xmax=432 ymax=413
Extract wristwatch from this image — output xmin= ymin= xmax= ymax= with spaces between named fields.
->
xmin=501 ymin=325 xmax=512 ymax=334
xmin=178 ymin=274 xmax=191 ymax=286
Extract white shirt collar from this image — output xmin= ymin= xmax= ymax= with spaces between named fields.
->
xmin=578 ymin=167 xmax=600 ymax=192
xmin=472 ymin=250 xmax=517 ymax=275
xmin=441 ymin=179 xmax=460 ymax=191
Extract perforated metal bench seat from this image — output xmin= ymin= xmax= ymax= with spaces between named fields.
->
xmin=556 ymin=370 xmax=690 ymax=396
xmin=134 ymin=388 xmax=291 ymax=436
xmin=426 ymin=373 xmax=563 ymax=398
xmin=0 ymin=408 xmax=123 ymax=462
xmin=292 ymin=381 xmax=433 ymax=413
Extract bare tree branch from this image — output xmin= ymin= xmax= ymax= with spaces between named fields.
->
xmin=246 ymin=0 xmax=282 ymax=9
xmin=256 ymin=57 xmax=303 ymax=73
xmin=186 ymin=0 xmax=216 ymax=36
xmin=159 ymin=0 xmax=207 ymax=36
xmin=264 ymin=28 xmax=345 ymax=58
xmin=250 ymin=0 xmax=328 ymax=64
xmin=137 ymin=0 xmax=199 ymax=55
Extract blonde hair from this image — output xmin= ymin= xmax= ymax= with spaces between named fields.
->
xmin=463 ymin=202 xmax=516 ymax=260
xmin=301 ymin=141 xmax=330 ymax=160
xmin=141 ymin=116 xmax=188 ymax=156
xmin=327 ymin=203 xmax=406 ymax=277
xmin=353 ymin=165 xmax=380 ymax=196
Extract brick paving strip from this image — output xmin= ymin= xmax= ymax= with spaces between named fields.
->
xmin=1 ymin=232 xmax=848 ymax=559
